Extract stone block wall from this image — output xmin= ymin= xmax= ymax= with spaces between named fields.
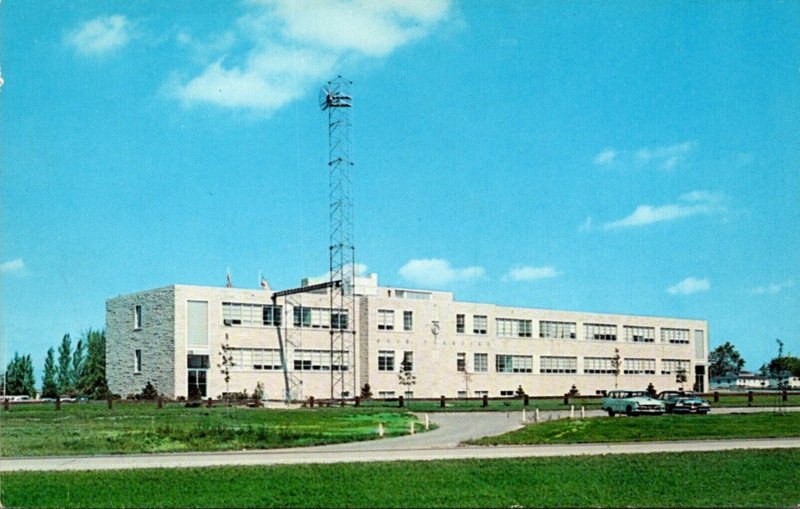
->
xmin=106 ymin=286 xmax=176 ymax=397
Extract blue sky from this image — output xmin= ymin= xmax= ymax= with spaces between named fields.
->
xmin=2 ymin=1 xmax=798 ymax=378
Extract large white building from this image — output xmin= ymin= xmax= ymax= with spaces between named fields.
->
xmin=106 ymin=274 xmax=709 ymax=400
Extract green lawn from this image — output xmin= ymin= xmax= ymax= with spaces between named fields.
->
xmin=2 ymin=449 xmax=799 ymax=508
xmin=0 ymin=402 xmax=420 ymax=457
xmin=467 ymin=411 xmax=800 ymax=445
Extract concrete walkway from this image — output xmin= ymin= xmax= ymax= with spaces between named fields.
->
xmin=2 ymin=408 xmax=798 ymax=472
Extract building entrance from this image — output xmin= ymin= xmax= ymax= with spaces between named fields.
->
xmin=694 ymin=365 xmax=706 ymax=392
xmin=188 ymin=354 xmax=210 ymax=398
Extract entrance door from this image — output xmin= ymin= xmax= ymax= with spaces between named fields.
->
xmin=187 ymin=354 xmax=209 ymax=398
xmin=694 ymin=365 xmax=706 ymax=392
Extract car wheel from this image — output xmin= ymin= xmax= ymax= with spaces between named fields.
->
xmin=607 ymin=409 xmax=615 ymax=417
xmin=625 ymin=405 xmax=633 ymax=416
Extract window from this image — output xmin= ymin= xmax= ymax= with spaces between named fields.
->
xmin=222 ymin=302 xmax=282 ymax=327
xmin=394 ymin=290 xmax=431 ymax=300
xmin=624 ymin=358 xmax=656 ymax=375
xmin=187 ymin=301 xmax=208 ymax=347
xmin=293 ymin=349 xmax=349 ymax=371
xmin=457 ymin=391 xmax=468 ymax=398
xmin=539 ymin=320 xmax=576 ymax=339
xmin=134 ymin=349 xmax=142 ymax=373
xmin=404 ymin=391 xmax=415 ymax=399
xmin=496 ymin=318 xmax=533 ymax=338
xmin=378 ymin=350 xmax=395 ymax=371
xmin=624 ymin=325 xmax=655 ymax=343
xmin=134 ymin=305 xmax=142 ymax=330
xmin=403 ymin=311 xmax=413 ymax=331
xmin=377 ymin=310 xmax=395 ymax=330
xmin=227 ymin=348 xmax=282 ymax=371
xmin=331 ymin=310 xmax=348 ymax=330
xmin=473 ymin=315 xmax=488 ymax=335
xmin=500 ymin=390 xmax=515 ymax=397
xmin=187 ymin=354 xmax=210 ymax=369
xmin=473 ymin=353 xmax=488 ymax=373
xmin=583 ymin=357 xmax=617 ymax=374
xmin=585 ymin=323 xmax=618 ymax=341
xmin=456 ymin=314 xmax=465 ymax=333
xmin=378 ymin=391 xmax=396 ymax=398
xmin=661 ymin=328 xmax=690 ymax=344
xmin=292 ymin=306 xmax=343 ymax=329
xmin=457 ymin=352 xmax=466 ymax=372
xmin=496 ymin=354 xmax=533 ymax=373
xmin=401 ymin=351 xmax=414 ymax=372
xmin=661 ymin=359 xmax=690 ymax=375
xmin=474 ymin=390 xmax=489 ymax=397
xmin=540 ymin=356 xmax=578 ymax=373
xmin=695 ymin=330 xmax=705 ymax=360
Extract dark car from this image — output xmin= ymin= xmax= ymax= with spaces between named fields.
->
xmin=656 ymin=391 xmax=711 ymax=414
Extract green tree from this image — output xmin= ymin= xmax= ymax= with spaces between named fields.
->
xmin=4 ymin=353 xmax=36 ymax=397
xmin=41 ymin=348 xmax=58 ymax=398
xmin=709 ymin=341 xmax=745 ymax=378
xmin=57 ymin=334 xmax=73 ymax=395
xmin=77 ymin=329 xmax=109 ymax=399
xmin=71 ymin=339 xmax=85 ymax=389
xmin=762 ymin=357 xmax=800 ymax=379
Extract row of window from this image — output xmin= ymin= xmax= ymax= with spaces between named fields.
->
xmin=221 ymin=303 xmax=348 ymax=329
xmin=376 ymin=350 xmax=691 ymax=375
xmin=377 ymin=309 xmax=414 ymax=331
xmin=376 ymin=312 xmax=698 ymax=345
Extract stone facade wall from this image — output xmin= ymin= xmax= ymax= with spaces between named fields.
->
xmin=357 ymin=295 xmax=370 ymax=396
xmin=106 ymin=286 xmax=176 ymax=397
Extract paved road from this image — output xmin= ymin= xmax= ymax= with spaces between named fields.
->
xmin=2 ymin=407 xmax=798 ymax=472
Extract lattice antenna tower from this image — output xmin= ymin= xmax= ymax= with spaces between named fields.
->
xmin=320 ymin=76 xmax=356 ymax=400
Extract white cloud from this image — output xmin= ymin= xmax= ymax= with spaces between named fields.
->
xmin=399 ymin=258 xmax=484 ymax=287
xmin=666 ymin=277 xmax=710 ymax=295
xmin=578 ymin=216 xmax=593 ymax=232
xmin=308 ymin=263 xmax=369 ymax=282
xmin=752 ymin=279 xmax=794 ymax=295
xmin=173 ymin=0 xmax=454 ymax=112
xmin=502 ymin=266 xmax=561 ymax=282
xmin=593 ymin=149 xmax=616 ymax=165
xmin=594 ymin=141 xmax=696 ymax=170
xmin=604 ymin=190 xmax=725 ymax=230
xmin=65 ymin=15 xmax=133 ymax=56
xmin=1 ymin=258 xmax=27 ymax=276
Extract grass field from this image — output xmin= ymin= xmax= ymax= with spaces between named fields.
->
xmin=2 ymin=449 xmax=798 ymax=508
xmin=0 ymin=402 xmax=419 ymax=457
xmin=466 ymin=411 xmax=800 ymax=445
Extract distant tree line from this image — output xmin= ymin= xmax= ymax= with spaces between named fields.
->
xmin=2 ymin=328 xmax=109 ymax=399
xmin=709 ymin=339 xmax=800 ymax=382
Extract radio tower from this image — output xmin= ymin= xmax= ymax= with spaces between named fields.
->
xmin=320 ymin=76 xmax=356 ymax=400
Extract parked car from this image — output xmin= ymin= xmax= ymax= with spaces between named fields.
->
xmin=656 ymin=391 xmax=711 ymax=414
xmin=602 ymin=390 xmax=666 ymax=416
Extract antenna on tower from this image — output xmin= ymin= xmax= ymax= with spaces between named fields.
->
xmin=320 ymin=76 xmax=356 ymax=400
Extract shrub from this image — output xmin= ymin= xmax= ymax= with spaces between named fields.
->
xmin=360 ymin=383 xmax=373 ymax=400
xmin=140 ymin=381 xmax=159 ymax=400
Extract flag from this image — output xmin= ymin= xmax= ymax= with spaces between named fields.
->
xmin=226 ymin=268 xmax=232 ymax=288
xmin=260 ymin=279 xmax=269 ymax=291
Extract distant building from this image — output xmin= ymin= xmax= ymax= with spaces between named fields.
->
xmin=710 ymin=371 xmax=800 ymax=390
xmin=106 ymin=274 xmax=709 ymax=400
